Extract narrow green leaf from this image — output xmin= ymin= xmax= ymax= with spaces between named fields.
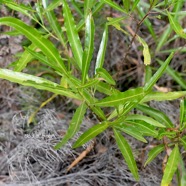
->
xmin=2 ymin=0 xmax=34 ymax=17
xmin=144 ymin=66 xmax=152 ymax=85
xmin=82 ymin=13 xmax=95 ymax=84
xmin=167 ymin=11 xmax=186 ymax=39
xmin=161 ymin=145 xmax=180 ymax=186
xmin=55 ymin=102 xmax=87 ymax=149
xmin=181 ymin=137 xmax=186 ymax=150
xmin=96 ymin=81 xmax=118 ymax=96
xmin=156 ymin=25 xmax=172 ymax=53
xmin=46 ymin=0 xmax=62 ymax=11
xmin=136 ymin=6 xmax=156 ymax=40
xmin=141 ymin=91 xmax=186 ymax=102
xmin=1 ymin=30 xmax=21 ymax=36
xmin=131 ymin=0 xmax=140 ymax=11
xmin=157 ymin=59 xmax=186 ymax=89
xmin=94 ymin=87 xmax=144 ymax=107
xmin=0 ymin=17 xmax=68 ymax=76
xmin=144 ymin=144 xmax=164 ymax=166
xmin=107 ymin=16 xmax=126 ymax=26
xmin=160 ymin=47 xmax=186 ymax=54
xmin=62 ymin=0 xmax=83 ymax=70
xmin=77 ymin=1 xmax=104 ymax=31
xmin=107 ymin=17 xmax=128 ymax=35
xmin=144 ymin=52 xmax=174 ymax=92
xmin=71 ymin=1 xmax=84 ymax=18
xmin=115 ymin=125 xmax=147 ymax=143
xmin=137 ymin=35 xmax=151 ymax=65
xmin=96 ymin=68 xmax=116 ymax=85
xmin=180 ymin=157 xmax=186 ymax=186
xmin=25 ymin=47 xmax=59 ymax=70
xmin=84 ymin=0 xmax=95 ymax=16
xmin=95 ymin=25 xmax=108 ymax=73
xmin=113 ymin=129 xmax=139 ymax=180
xmin=42 ymin=0 xmax=65 ymax=45
xmin=0 ymin=69 xmax=81 ymax=100
xmin=126 ymin=114 xmax=165 ymax=128
xmin=73 ymin=121 xmax=109 ymax=148
xmin=158 ymin=129 xmax=176 ymax=139
xmin=180 ymin=99 xmax=185 ymax=125
xmin=14 ymin=43 xmax=36 ymax=71
xmin=173 ymin=0 xmax=185 ymax=16
xmin=36 ymin=2 xmax=44 ymax=25
xmin=102 ymin=0 xmax=127 ymax=14
xmin=79 ymin=78 xmax=99 ymax=89
xmin=136 ymin=104 xmax=173 ymax=128
xmin=126 ymin=121 xmax=158 ymax=137
xmin=123 ymin=0 xmax=130 ymax=12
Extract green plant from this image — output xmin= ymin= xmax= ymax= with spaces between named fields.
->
xmin=0 ymin=0 xmax=186 ymax=185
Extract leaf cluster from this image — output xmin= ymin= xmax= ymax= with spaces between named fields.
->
xmin=0 ymin=0 xmax=186 ymax=185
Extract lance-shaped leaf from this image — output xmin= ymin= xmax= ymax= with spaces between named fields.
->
xmin=25 ymin=47 xmax=59 ymax=71
xmin=180 ymin=99 xmax=186 ymax=130
xmin=136 ymin=5 xmax=156 ymax=40
xmin=144 ymin=52 xmax=174 ymax=92
xmin=158 ymin=129 xmax=176 ymax=139
xmin=35 ymin=2 xmax=44 ymax=25
xmin=0 ymin=69 xmax=80 ymax=100
xmin=136 ymin=104 xmax=173 ymax=128
xmin=95 ymin=25 xmax=108 ymax=73
xmin=180 ymin=99 xmax=185 ymax=124
xmin=131 ymin=0 xmax=140 ymax=11
xmin=115 ymin=125 xmax=147 ymax=143
xmin=96 ymin=81 xmax=118 ymax=96
xmin=141 ymin=91 xmax=186 ymax=102
xmin=55 ymin=102 xmax=87 ymax=149
xmin=161 ymin=145 xmax=180 ymax=186
xmin=84 ymin=0 xmax=95 ymax=16
xmin=167 ymin=11 xmax=186 ymax=39
xmin=144 ymin=144 xmax=165 ymax=166
xmin=14 ymin=43 xmax=37 ymax=72
xmin=123 ymin=0 xmax=130 ymax=12
xmin=107 ymin=16 xmax=126 ymax=27
xmin=79 ymin=79 xmax=99 ymax=89
xmin=73 ymin=121 xmax=109 ymax=148
xmin=127 ymin=121 xmax=158 ymax=137
xmin=77 ymin=2 xmax=104 ymax=31
xmin=2 ymin=0 xmax=34 ymax=17
xmin=113 ymin=128 xmax=139 ymax=180
xmin=42 ymin=0 xmax=65 ymax=45
xmin=46 ymin=0 xmax=62 ymax=11
xmin=157 ymin=59 xmax=186 ymax=89
xmin=181 ymin=137 xmax=186 ymax=150
xmin=156 ymin=25 xmax=172 ymax=53
xmin=0 ymin=17 xmax=68 ymax=76
xmin=94 ymin=87 xmax=144 ymax=107
xmin=82 ymin=13 xmax=95 ymax=84
xmin=102 ymin=0 xmax=127 ymax=14
xmin=126 ymin=114 xmax=165 ymax=128
xmin=62 ymin=0 xmax=83 ymax=70
xmin=96 ymin=68 xmax=116 ymax=85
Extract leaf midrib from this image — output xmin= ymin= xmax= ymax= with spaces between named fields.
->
xmin=96 ymin=90 xmax=144 ymax=105
xmin=64 ymin=2 xmax=82 ymax=69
